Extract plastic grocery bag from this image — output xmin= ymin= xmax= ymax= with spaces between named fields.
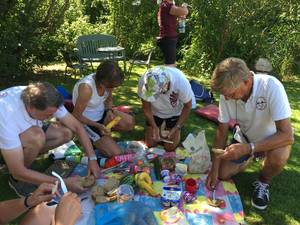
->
xmin=48 ymin=140 xmax=82 ymax=160
xmin=94 ymin=201 xmax=157 ymax=225
xmin=182 ymin=130 xmax=211 ymax=174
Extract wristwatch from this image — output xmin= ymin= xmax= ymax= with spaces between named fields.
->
xmin=88 ymin=156 xmax=97 ymax=161
xmin=249 ymin=142 xmax=256 ymax=155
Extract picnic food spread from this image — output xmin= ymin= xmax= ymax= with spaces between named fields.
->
xmin=78 ymin=175 xmax=95 ymax=188
xmin=52 ymin=139 xmax=245 ymax=225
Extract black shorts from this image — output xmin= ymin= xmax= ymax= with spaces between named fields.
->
xmin=146 ymin=115 xmax=180 ymax=129
xmin=83 ymin=111 xmax=107 ymax=143
xmin=157 ymin=37 xmax=177 ymax=64
xmin=42 ymin=123 xmax=50 ymax=132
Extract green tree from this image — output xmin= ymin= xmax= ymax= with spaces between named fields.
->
xmin=0 ymin=0 xmax=71 ymax=76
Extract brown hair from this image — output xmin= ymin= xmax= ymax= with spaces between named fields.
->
xmin=21 ymin=82 xmax=64 ymax=110
xmin=211 ymin=57 xmax=250 ymax=91
xmin=95 ymin=61 xmax=124 ymax=88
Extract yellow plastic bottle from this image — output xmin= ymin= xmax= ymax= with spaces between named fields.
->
xmin=106 ymin=116 xmax=122 ymax=129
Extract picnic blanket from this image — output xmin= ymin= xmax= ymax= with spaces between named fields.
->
xmin=70 ymin=141 xmax=245 ymax=225
xmin=134 ymin=174 xmax=244 ymax=225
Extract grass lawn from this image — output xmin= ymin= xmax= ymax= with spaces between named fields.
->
xmin=0 ymin=62 xmax=299 ymax=225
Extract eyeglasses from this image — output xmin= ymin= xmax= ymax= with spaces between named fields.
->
xmin=221 ymin=84 xmax=243 ymax=100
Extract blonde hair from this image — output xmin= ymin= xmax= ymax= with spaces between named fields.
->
xmin=211 ymin=57 xmax=250 ymax=91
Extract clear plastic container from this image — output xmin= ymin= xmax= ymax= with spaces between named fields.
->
xmin=117 ymin=184 xmax=134 ymax=203
xmin=178 ymin=17 xmax=186 ymax=33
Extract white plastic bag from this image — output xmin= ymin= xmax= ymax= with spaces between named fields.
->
xmin=182 ymin=130 xmax=211 ymax=174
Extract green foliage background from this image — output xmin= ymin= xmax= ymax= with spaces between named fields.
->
xmin=0 ymin=0 xmax=299 ymax=77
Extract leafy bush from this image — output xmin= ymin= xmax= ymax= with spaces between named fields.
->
xmin=1 ymin=0 xmax=299 ymax=78
xmin=181 ymin=0 xmax=300 ymax=77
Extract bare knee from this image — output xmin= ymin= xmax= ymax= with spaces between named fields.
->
xmin=95 ymin=136 xmax=122 ymax=157
xmin=21 ymin=127 xmax=46 ymax=151
xmin=116 ymin=115 xmax=135 ymax=131
xmin=61 ymin=127 xmax=74 ymax=143
xmin=127 ymin=116 xmax=135 ymax=130
xmin=266 ymin=147 xmax=290 ymax=168
xmin=218 ymin=171 xmax=232 ymax=180
xmin=218 ymin=161 xmax=243 ymax=180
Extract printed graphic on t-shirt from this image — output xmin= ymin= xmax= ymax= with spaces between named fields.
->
xmin=256 ymin=97 xmax=267 ymax=110
xmin=169 ymin=91 xmax=179 ymax=107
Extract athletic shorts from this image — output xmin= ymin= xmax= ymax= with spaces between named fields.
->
xmin=146 ymin=115 xmax=180 ymax=129
xmin=42 ymin=123 xmax=50 ymax=132
xmin=157 ymin=37 xmax=177 ymax=65
xmin=83 ymin=111 xmax=107 ymax=143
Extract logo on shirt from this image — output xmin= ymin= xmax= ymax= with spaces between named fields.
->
xmin=256 ymin=97 xmax=267 ymax=110
xmin=169 ymin=91 xmax=179 ymax=107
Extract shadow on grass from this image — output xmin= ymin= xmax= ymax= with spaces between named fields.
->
xmin=1 ymin=63 xmax=300 ymax=225
xmin=233 ymin=168 xmax=300 ymax=225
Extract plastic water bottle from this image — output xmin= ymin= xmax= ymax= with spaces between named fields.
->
xmin=178 ymin=17 xmax=186 ymax=33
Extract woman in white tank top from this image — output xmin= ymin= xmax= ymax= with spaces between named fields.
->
xmin=72 ymin=61 xmax=135 ymax=158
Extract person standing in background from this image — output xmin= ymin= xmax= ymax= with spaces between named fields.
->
xmin=157 ymin=0 xmax=188 ymax=67
xmin=255 ymin=58 xmax=273 ymax=74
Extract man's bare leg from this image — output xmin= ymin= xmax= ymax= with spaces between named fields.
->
xmin=164 ymin=128 xmax=180 ymax=152
xmin=43 ymin=122 xmax=73 ymax=152
xmin=218 ymin=158 xmax=251 ymax=180
xmin=259 ymin=146 xmax=291 ymax=184
xmin=94 ymin=136 xmax=122 ymax=157
xmin=104 ymin=110 xmax=135 ymax=132
xmin=20 ymin=126 xmax=46 ymax=168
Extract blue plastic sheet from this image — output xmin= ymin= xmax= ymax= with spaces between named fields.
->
xmin=94 ymin=201 xmax=157 ymax=225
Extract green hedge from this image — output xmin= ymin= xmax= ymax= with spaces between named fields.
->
xmin=0 ymin=0 xmax=299 ymax=78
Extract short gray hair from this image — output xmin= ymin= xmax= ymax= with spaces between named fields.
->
xmin=21 ymin=82 xmax=64 ymax=110
xmin=211 ymin=57 xmax=250 ymax=91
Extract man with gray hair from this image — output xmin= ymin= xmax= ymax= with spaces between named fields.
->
xmin=205 ymin=57 xmax=294 ymax=210
xmin=0 ymin=82 xmax=101 ymax=196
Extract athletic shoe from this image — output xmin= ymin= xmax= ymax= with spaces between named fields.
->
xmin=8 ymin=175 xmax=37 ymax=197
xmin=251 ymin=180 xmax=270 ymax=210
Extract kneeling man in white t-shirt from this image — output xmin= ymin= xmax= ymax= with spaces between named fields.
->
xmin=205 ymin=57 xmax=294 ymax=210
xmin=138 ymin=66 xmax=194 ymax=151
xmin=0 ymin=82 xmax=101 ymax=196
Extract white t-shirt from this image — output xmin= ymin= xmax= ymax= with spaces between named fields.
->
xmin=218 ymin=73 xmax=291 ymax=142
xmin=72 ymin=74 xmax=109 ymax=121
xmin=0 ymin=86 xmax=68 ymax=150
xmin=138 ymin=67 xmax=194 ymax=118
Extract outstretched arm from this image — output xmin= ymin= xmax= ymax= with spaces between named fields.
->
xmin=170 ymin=3 xmax=188 ymax=17
xmin=0 ymin=183 xmax=54 ymax=224
xmin=59 ymin=113 xmax=101 ymax=178
xmin=206 ymin=122 xmax=229 ymax=190
xmin=167 ymin=100 xmax=192 ymax=139
xmin=142 ymin=100 xmax=160 ymax=142
xmin=55 ymin=192 xmax=81 ymax=225
xmin=220 ymin=118 xmax=294 ymax=161
xmin=1 ymin=148 xmax=57 ymax=185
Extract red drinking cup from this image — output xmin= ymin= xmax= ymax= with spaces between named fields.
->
xmin=185 ymin=178 xmax=197 ymax=194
